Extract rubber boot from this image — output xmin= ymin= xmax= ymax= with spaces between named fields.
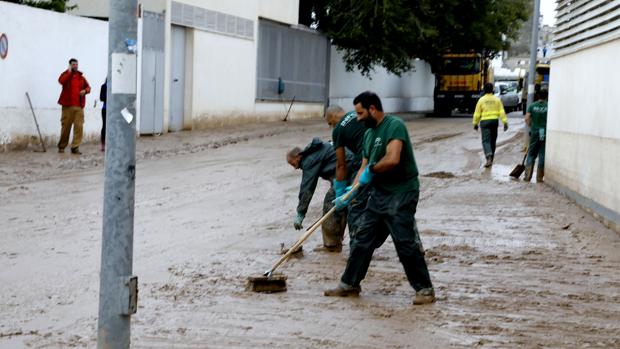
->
xmin=324 ymin=282 xmax=361 ymax=297
xmin=536 ymin=167 xmax=544 ymax=183
xmin=523 ymin=165 xmax=534 ymax=182
xmin=484 ymin=156 xmax=493 ymax=168
xmin=413 ymin=288 xmax=436 ymax=305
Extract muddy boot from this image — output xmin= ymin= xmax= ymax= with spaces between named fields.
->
xmin=536 ymin=167 xmax=544 ymax=183
xmin=413 ymin=288 xmax=436 ymax=305
xmin=484 ymin=156 xmax=493 ymax=168
xmin=313 ymin=244 xmax=342 ymax=253
xmin=324 ymin=282 xmax=361 ymax=297
xmin=523 ymin=165 xmax=534 ymax=182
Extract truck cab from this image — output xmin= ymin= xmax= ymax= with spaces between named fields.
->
xmin=434 ymin=53 xmax=493 ymax=116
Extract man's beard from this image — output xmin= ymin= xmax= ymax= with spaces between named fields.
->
xmin=363 ymin=117 xmax=377 ymax=128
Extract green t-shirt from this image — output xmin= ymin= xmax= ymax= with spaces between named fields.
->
xmin=363 ymin=115 xmax=419 ymax=193
xmin=332 ymin=111 xmax=367 ymax=160
xmin=527 ymin=100 xmax=548 ymax=132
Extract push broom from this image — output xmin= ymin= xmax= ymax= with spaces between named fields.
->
xmin=248 ymin=183 xmax=360 ymax=293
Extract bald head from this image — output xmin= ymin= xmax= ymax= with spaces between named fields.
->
xmin=325 ymin=105 xmax=345 ymax=128
xmin=286 ymin=147 xmax=302 ymax=169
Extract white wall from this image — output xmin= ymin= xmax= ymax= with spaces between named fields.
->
xmin=0 ymin=2 xmax=108 ymax=148
xmin=165 ymin=0 xmax=323 ymax=129
xmin=68 ymin=0 xmax=109 ymax=18
xmin=546 ymin=38 xmax=620 ymax=227
xmin=259 ymin=0 xmax=299 ymax=24
xmin=329 ymin=47 xmax=435 ymax=113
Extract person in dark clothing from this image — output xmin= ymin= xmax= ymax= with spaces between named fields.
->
xmin=99 ymin=79 xmax=107 ymax=152
xmin=324 ymin=92 xmax=435 ymax=305
xmin=325 ymin=105 xmax=370 ymax=236
xmin=524 ymin=89 xmax=548 ymax=182
xmin=287 ymin=138 xmax=355 ymax=252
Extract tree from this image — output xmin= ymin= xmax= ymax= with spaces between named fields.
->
xmin=2 ymin=0 xmax=76 ymax=13
xmin=300 ymin=0 xmax=530 ymax=76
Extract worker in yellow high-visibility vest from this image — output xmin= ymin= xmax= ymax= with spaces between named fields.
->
xmin=472 ymin=83 xmax=508 ymax=167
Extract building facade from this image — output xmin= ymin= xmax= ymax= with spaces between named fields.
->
xmin=1 ymin=0 xmax=434 ymax=148
xmin=547 ymin=0 xmax=620 ymax=231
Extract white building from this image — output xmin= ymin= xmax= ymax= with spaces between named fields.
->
xmin=547 ymin=0 xmax=620 ymax=231
xmin=0 ymin=0 xmax=434 ymax=148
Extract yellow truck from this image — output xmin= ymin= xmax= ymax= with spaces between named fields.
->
xmin=433 ymin=52 xmax=494 ymax=116
xmin=520 ymin=63 xmax=550 ymax=113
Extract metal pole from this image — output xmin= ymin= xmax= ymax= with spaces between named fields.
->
xmin=527 ymin=0 xmax=541 ymax=108
xmin=97 ymin=0 xmax=139 ymax=348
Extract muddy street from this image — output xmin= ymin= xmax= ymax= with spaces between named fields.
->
xmin=1 ymin=115 xmax=619 ymax=348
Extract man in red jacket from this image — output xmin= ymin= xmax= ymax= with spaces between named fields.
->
xmin=57 ymin=58 xmax=90 ymax=154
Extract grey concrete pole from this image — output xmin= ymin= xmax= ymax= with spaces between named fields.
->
xmin=97 ymin=0 xmax=139 ymax=348
xmin=527 ymin=0 xmax=541 ymax=107
xmin=523 ymin=0 xmax=541 ymax=151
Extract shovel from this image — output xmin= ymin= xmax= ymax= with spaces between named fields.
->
xmin=247 ymin=183 xmax=359 ymax=293
xmin=509 ymin=146 xmax=529 ymax=178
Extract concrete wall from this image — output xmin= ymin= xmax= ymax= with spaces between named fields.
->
xmin=546 ymin=38 xmax=620 ymax=230
xmin=259 ymin=0 xmax=299 ymax=24
xmin=167 ymin=0 xmax=322 ymax=129
xmin=68 ymin=0 xmax=109 ymax=18
xmin=329 ymin=47 xmax=434 ymax=113
xmin=0 ymin=2 xmax=108 ymax=149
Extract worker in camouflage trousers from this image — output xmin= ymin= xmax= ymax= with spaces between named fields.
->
xmin=287 ymin=138 xmax=356 ymax=252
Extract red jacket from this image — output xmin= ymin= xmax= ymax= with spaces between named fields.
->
xmin=58 ymin=70 xmax=91 ymax=108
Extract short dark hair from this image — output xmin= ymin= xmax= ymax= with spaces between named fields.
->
xmin=353 ymin=91 xmax=383 ymax=112
xmin=69 ymin=58 xmax=78 ymax=64
xmin=538 ymin=89 xmax=548 ymax=100
xmin=484 ymin=83 xmax=494 ymax=94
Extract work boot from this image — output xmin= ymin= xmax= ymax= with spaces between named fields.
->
xmin=58 ymin=148 xmax=65 ymax=153
xmin=413 ymin=288 xmax=436 ymax=305
xmin=536 ymin=167 xmax=544 ymax=183
xmin=523 ymin=165 xmax=534 ymax=182
xmin=71 ymin=147 xmax=82 ymax=155
xmin=324 ymin=282 xmax=361 ymax=297
xmin=484 ymin=156 xmax=493 ymax=168
xmin=313 ymin=244 xmax=342 ymax=253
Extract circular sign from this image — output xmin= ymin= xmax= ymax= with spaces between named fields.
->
xmin=0 ymin=34 xmax=7 ymax=60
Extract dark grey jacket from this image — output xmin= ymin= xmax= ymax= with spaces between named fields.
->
xmin=296 ymin=137 xmax=355 ymax=215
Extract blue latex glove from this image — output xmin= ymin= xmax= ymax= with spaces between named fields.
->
xmin=359 ymin=165 xmax=374 ymax=186
xmin=293 ymin=213 xmax=305 ymax=230
xmin=333 ymin=179 xmax=348 ymax=197
xmin=333 ymin=186 xmax=357 ymax=211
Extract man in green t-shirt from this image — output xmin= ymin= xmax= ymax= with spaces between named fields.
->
xmin=325 ymin=105 xmax=369 ymax=236
xmin=524 ymin=89 xmax=548 ymax=182
xmin=324 ymin=92 xmax=435 ymax=305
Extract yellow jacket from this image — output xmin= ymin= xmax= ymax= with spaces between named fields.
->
xmin=472 ymin=94 xmax=507 ymax=125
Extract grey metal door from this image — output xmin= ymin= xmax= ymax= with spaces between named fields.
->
xmin=169 ymin=25 xmax=186 ymax=132
xmin=140 ymin=11 xmax=165 ymax=135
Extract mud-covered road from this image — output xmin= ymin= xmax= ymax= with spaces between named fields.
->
xmin=2 ymin=114 xmax=619 ymax=348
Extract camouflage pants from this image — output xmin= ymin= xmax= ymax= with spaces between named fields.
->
xmin=321 ymin=187 xmax=347 ymax=248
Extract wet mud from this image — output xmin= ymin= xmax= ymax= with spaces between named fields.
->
xmin=1 ymin=113 xmax=619 ymax=348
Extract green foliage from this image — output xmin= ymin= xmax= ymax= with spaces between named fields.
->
xmin=301 ymin=0 xmax=530 ymax=76
xmin=3 ymin=0 xmax=77 ymax=13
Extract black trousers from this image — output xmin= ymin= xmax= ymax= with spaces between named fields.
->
xmin=340 ymin=188 xmax=433 ymax=292
xmin=101 ymin=107 xmax=106 ymax=144
xmin=480 ymin=119 xmax=498 ymax=158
